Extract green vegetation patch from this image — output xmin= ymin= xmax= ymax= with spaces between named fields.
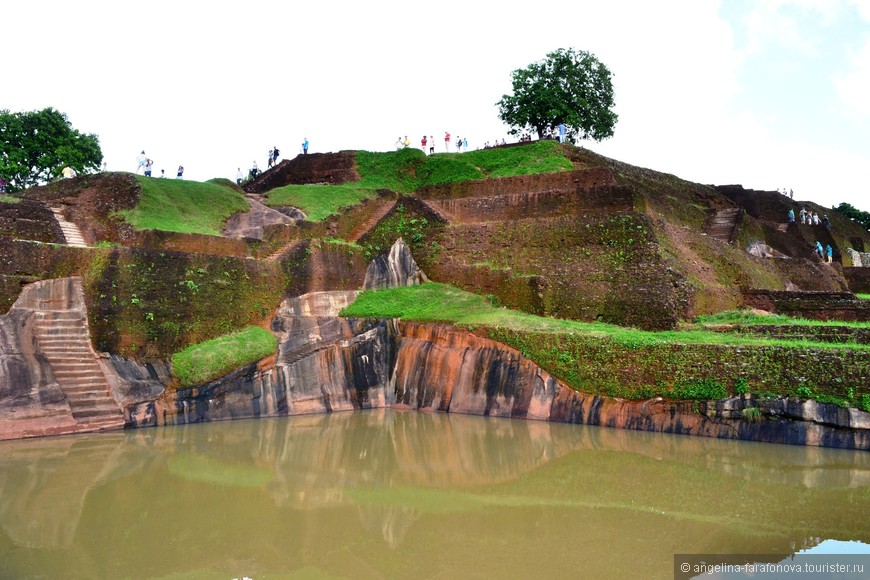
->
xmin=694 ymin=309 xmax=870 ymax=328
xmin=267 ymin=184 xmax=375 ymax=222
xmin=172 ymin=325 xmax=277 ymax=386
xmin=117 ymin=176 xmax=249 ymax=235
xmin=858 ymin=294 xmax=870 ymax=301
xmin=266 ymin=141 xmax=573 ymax=221
xmin=341 ymin=282 xmax=870 ymax=403
xmin=0 ymin=195 xmax=21 ymax=204
xmin=342 ymin=282 xmax=870 ymax=350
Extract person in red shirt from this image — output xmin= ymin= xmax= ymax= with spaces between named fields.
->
xmin=444 ymin=132 xmax=450 ymax=152
xmin=421 ymin=135 xmax=428 ymax=153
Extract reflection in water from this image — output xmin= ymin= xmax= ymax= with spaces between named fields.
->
xmin=0 ymin=410 xmax=868 ymax=579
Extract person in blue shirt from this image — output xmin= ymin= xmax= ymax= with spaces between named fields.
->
xmin=826 ymin=244 xmax=833 ymax=264
xmin=815 ymin=241 xmax=824 ymax=259
xmin=557 ymin=123 xmax=566 ymax=143
xmin=302 ymin=138 xmax=309 ymax=155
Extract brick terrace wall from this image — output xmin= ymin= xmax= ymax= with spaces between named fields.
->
xmin=243 ymin=151 xmax=359 ymax=194
xmin=844 ymin=268 xmax=870 ymax=293
xmin=426 ymin=185 xmax=635 ymax=223
xmin=743 ymin=290 xmax=870 ymax=321
xmin=0 ymin=199 xmax=63 ymax=243
xmin=417 ymin=168 xmax=617 ymax=200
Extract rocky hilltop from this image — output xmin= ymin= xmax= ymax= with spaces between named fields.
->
xmin=1 ymin=142 xmax=869 ymax=446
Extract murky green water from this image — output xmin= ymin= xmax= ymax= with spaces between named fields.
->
xmin=0 ymin=410 xmax=868 ymax=579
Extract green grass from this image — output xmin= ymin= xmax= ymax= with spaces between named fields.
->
xmin=266 ymin=140 xmax=573 ymax=220
xmin=117 ymin=176 xmax=249 ymax=235
xmin=171 ymin=326 xmax=278 ymax=386
xmin=694 ymin=308 xmax=870 ymax=328
xmin=0 ymin=195 xmax=20 ymax=204
xmin=267 ymin=183 xmax=374 ymax=222
xmin=858 ymin=294 xmax=870 ymax=300
xmin=341 ymin=282 xmax=870 ymax=350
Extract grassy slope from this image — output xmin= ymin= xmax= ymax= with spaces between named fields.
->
xmin=172 ymin=326 xmax=278 ymax=386
xmin=342 ymin=282 xmax=870 ymax=349
xmin=266 ymin=140 xmax=573 ymax=221
xmin=118 ymin=176 xmax=249 ymax=235
xmin=342 ymin=282 xmax=870 ymax=407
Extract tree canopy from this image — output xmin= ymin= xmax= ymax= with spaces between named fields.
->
xmin=0 ymin=108 xmax=102 ymax=193
xmin=497 ymin=48 xmax=618 ymax=142
xmin=833 ymin=202 xmax=870 ymax=232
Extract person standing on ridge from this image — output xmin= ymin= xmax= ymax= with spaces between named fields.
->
xmin=136 ymin=151 xmax=147 ymax=173
xmin=236 ymin=167 xmax=243 ymax=185
xmin=144 ymin=158 xmax=154 ymax=177
xmin=558 ymin=123 xmax=566 ymax=143
xmin=176 ymin=165 xmax=184 ymax=180
xmin=826 ymin=244 xmax=833 ymax=264
xmin=444 ymin=132 xmax=450 ymax=152
xmin=429 ymin=136 xmax=435 ymax=155
xmin=302 ymin=138 xmax=309 ymax=155
xmin=421 ymin=135 xmax=427 ymax=153
xmin=267 ymin=148 xmax=274 ymax=168
xmin=272 ymin=146 xmax=280 ymax=165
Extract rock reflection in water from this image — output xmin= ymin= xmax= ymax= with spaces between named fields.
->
xmin=0 ymin=410 xmax=869 ymax=579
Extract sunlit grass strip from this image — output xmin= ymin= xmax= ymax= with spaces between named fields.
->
xmin=118 ymin=175 xmax=249 ymax=235
xmin=172 ymin=326 xmax=277 ymax=386
xmin=0 ymin=195 xmax=21 ymax=204
xmin=266 ymin=140 xmax=573 ymax=220
xmin=340 ymin=282 xmax=870 ymax=351
xmin=694 ymin=309 xmax=870 ymax=328
xmin=266 ymin=184 xmax=375 ymax=222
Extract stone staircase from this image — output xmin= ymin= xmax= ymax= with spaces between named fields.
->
xmin=49 ymin=207 xmax=88 ymax=247
xmin=31 ymin=309 xmax=125 ymax=430
xmin=705 ymin=207 xmax=741 ymax=243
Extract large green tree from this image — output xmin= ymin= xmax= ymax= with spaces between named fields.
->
xmin=497 ymin=48 xmax=618 ymax=142
xmin=0 ymin=107 xmax=102 ymax=193
xmin=833 ymin=202 xmax=870 ymax=232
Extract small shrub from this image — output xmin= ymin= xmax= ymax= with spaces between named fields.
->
xmin=734 ymin=377 xmax=749 ymax=395
xmin=742 ymin=406 xmax=762 ymax=422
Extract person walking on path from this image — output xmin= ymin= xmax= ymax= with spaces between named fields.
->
xmin=302 ymin=138 xmax=309 ymax=155
xmin=826 ymin=244 xmax=833 ymax=264
xmin=815 ymin=241 xmax=824 ymax=259
xmin=250 ymin=161 xmax=259 ymax=179
xmin=136 ymin=151 xmax=147 ymax=173
xmin=444 ymin=132 xmax=450 ymax=152
xmin=176 ymin=165 xmax=184 ymax=180
xmin=787 ymin=208 xmax=795 ymax=224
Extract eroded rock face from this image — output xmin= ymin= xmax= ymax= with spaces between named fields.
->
xmin=363 ymin=238 xmax=427 ymax=290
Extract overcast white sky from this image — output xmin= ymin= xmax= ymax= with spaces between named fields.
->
xmin=5 ymin=0 xmax=869 ymax=209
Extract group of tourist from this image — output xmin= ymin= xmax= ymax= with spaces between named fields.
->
xmin=789 ymin=207 xmax=830 ymax=229
xmin=815 ymin=241 xmax=834 ymax=263
xmin=135 ymin=150 xmax=182 ymax=179
xmin=238 ymin=138 xmax=309 ymax=184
